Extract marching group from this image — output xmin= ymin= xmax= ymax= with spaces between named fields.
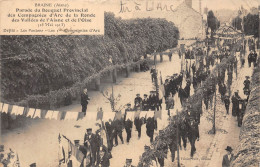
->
xmin=11 ymin=37 xmax=256 ymax=167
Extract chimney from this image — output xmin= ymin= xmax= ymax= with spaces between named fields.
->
xmin=185 ymin=0 xmax=192 ymax=8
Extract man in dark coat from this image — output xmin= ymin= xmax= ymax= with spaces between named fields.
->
xmin=231 ymin=91 xmax=241 ymax=117
xmin=222 ymin=146 xmax=233 ymax=167
xmin=243 ymin=76 xmax=251 ymax=95
xmin=150 ymin=67 xmax=156 ymax=82
xmin=81 ymin=88 xmax=90 ymax=114
xmin=248 ymin=50 xmax=254 ymax=67
xmin=237 ymin=99 xmax=247 ymax=127
xmin=142 ymin=94 xmax=149 ymax=111
xmin=148 ymin=91 xmax=156 ymax=110
xmin=83 ymin=128 xmax=99 ymax=165
xmin=105 ymin=120 xmax=113 ymax=151
xmin=113 ymin=119 xmax=124 ymax=146
xmin=146 ymin=117 xmax=157 ymax=143
xmin=187 ymin=118 xmax=199 ymax=158
xmin=124 ymin=105 xmax=133 ymax=143
xmin=134 ymin=94 xmax=142 ymax=110
xmin=219 ymin=83 xmax=227 ymax=102
xmin=125 ymin=117 xmax=133 ymax=144
xmin=224 ymin=95 xmax=230 ymax=115
xmin=252 ymin=50 xmax=258 ymax=67
xmin=97 ymin=145 xmax=112 ymax=167
xmin=134 ymin=110 xmax=143 ymax=139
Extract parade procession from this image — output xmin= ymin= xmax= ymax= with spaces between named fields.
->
xmin=0 ymin=0 xmax=259 ymax=167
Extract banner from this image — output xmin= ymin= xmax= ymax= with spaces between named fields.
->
xmin=2 ymin=103 xmax=9 ymax=113
xmin=139 ymin=111 xmax=147 ymax=119
xmin=125 ymin=111 xmax=135 ymax=121
xmin=0 ymin=102 xmax=162 ymax=121
xmin=45 ymin=110 xmax=54 ymax=119
xmin=102 ymin=112 xmax=115 ymax=122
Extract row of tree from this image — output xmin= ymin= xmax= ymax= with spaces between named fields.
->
xmin=1 ymin=12 xmax=179 ymax=105
xmin=232 ymin=13 xmax=259 ymax=37
xmin=138 ymin=37 xmax=241 ymax=167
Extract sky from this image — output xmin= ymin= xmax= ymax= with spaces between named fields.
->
xmin=97 ymin=0 xmax=259 ymax=20
xmin=200 ymin=0 xmax=259 ymax=10
xmin=101 ymin=0 xmax=259 ymax=15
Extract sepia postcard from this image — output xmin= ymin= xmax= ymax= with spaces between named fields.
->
xmin=0 ymin=0 xmax=259 ymax=166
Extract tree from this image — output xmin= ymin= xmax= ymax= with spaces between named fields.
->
xmin=243 ymin=13 xmax=259 ymax=38
xmin=232 ymin=16 xmax=242 ymax=30
xmin=207 ymin=10 xmax=220 ymax=33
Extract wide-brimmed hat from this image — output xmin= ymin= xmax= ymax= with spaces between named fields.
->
xmin=225 ymin=146 xmax=233 ymax=152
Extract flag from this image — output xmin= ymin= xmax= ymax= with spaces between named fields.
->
xmin=77 ymin=112 xmax=85 ymax=120
xmin=58 ymin=134 xmax=65 ymax=165
xmin=154 ymin=110 xmax=162 ymax=120
xmin=70 ymin=143 xmax=84 ymax=163
xmin=15 ymin=153 xmax=20 ymax=167
xmin=102 ymin=112 xmax=115 ymax=122
xmin=51 ymin=111 xmax=59 ymax=120
xmin=26 ymin=108 xmax=35 ymax=118
xmin=11 ymin=105 xmax=19 ymax=115
xmin=33 ymin=109 xmax=41 ymax=118
xmin=146 ymin=111 xmax=154 ymax=118
xmin=159 ymin=85 xmax=165 ymax=99
xmin=59 ymin=111 xmax=66 ymax=120
xmin=125 ymin=111 xmax=135 ymax=121
xmin=2 ymin=103 xmax=9 ymax=113
xmin=45 ymin=110 xmax=54 ymax=119
xmin=134 ymin=110 xmax=141 ymax=119
xmin=60 ymin=135 xmax=71 ymax=164
xmin=139 ymin=111 xmax=147 ymax=119
xmin=64 ymin=111 xmax=78 ymax=121
xmin=0 ymin=102 xmax=3 ymax=112
xmin=169 ymin=109 xmax=175 ymax=116
xmin=114 ymin=111 xmax=123 ymax=120
xmin=16 ymin=106 xmax=25 ymax=116
xmin=40 ymin=109 xmax=47 ymax=118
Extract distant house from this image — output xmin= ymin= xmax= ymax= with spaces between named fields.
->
xmin=132 ymin=0 xmax=206 ymax=40
xmin=169 ymin=0 xmax=205 ymax=39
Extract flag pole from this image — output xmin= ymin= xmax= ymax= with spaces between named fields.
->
xmin=176 ymin=110 xmax=181 ymax=167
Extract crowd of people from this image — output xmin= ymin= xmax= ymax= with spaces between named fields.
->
xmin=67 ymin=36 xmax=258 ymax=167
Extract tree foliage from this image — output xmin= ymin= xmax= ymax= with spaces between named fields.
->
xmin=243 ymin=13 xmax=259 ymax=38
xmin=207 ymin=10 xmax=220 ymax=33
xmin=232 ymin=16 xmax=242 ymax=30
xmin=0 ymin=12 xmax=179 ymax=106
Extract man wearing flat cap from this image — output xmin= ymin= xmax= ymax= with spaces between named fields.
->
xmin=134 ymin=94 xmax=142 ymax=110
xmin=142 ymin=94 xmax=149 ymax=111
xmin=124 ymin=158 xmax=135 ymax=167
xmin=222 ymin=146 xmax=233 ymax=167
xmin=231 ymin=91 xmax=241 ymax=117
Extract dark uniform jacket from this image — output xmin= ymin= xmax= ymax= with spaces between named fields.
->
xmin=81 ymin=93 xmax=90 ymax=106
xmin=222 ymin=154 xmax=233 ymax=167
